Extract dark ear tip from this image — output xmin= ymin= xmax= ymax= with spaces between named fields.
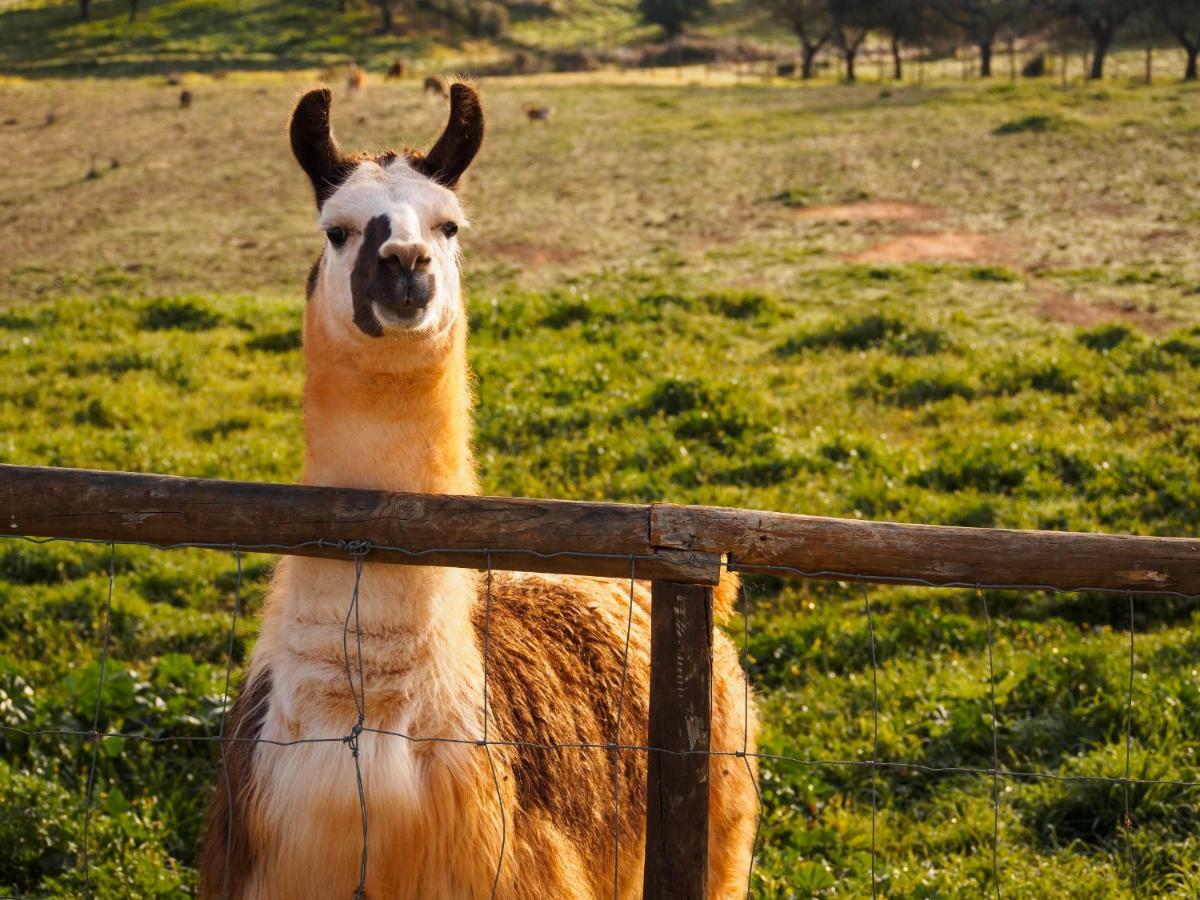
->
xmin=299 ymin=87 xmax=332 ymax=108
xmin=291 ymin=88 xmax=332 ymax=126
xmin=449 ymin=82 xmax=482 ymax=116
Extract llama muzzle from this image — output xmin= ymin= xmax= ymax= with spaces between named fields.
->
xmin=350 ymin=214 xmax=436 ymax=335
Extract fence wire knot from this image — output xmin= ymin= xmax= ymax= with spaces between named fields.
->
xmin=345 ymin=720 xmax=365 ymax=756
xmin=335 ymin=539 xmax=372 ymax=557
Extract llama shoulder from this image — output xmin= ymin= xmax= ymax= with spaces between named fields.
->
xmin=472 ymin=573 xmax=651 ymax=847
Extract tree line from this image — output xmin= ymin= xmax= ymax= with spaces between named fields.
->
xmin=639 ymin=0 xmax=1200 ymax=81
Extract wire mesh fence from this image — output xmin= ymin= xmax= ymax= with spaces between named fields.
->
xmin=1 ymin=529 xmax=1198 ymax=898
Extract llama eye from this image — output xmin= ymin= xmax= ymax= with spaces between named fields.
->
xmin=326 ymin=227 xmax=349 ymax=248
xmin=441 ymin=222 xmax=459 ymax=239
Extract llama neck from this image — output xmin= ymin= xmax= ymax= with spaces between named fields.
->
xmin=300 ymin=319 xmax=478 ymax=497
xmin=277 ymin=313 xmax=481 ymax=649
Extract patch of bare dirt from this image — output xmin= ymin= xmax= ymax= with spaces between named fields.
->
xmin=845 ymin=232 xmax=1010 ymax=264
xmin=1140 ymin=228 xmax=1190 ymax=247
xmin=792 ymin=201 xmax=943 ymax=223
xmin=1036 ymin=286 xmax=1167 ymax=334
xmin=478 ymin=241 xmax=583 ymax=268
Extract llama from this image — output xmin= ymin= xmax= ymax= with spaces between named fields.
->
xmin=386 ymin=58 xmax=406 ymax=80
xmin=423 ymin=74 xmax=449 ymax=99
xmin=522 ymin=103 xmax=554 ymax=123
xmin=348 ymin=63 xmax=366 ymax=96
xmin=197 ymin=84 xmax=759 ymax=899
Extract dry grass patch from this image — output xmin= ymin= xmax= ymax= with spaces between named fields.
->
xmin=791 ymin=200 xmax=943 ymax=223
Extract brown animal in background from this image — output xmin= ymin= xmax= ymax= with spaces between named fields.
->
xmin=179 ymin=89 xmax=193 ymax=109
xmin=196 ymin=83 xmax=759 ymax=899
xmin=348 ymin=63 xmax=366 ymax=95
xmin=522 ymin=103 xmax=554 ymax=123
xmin=385 ymin=58 xmax=406 ymax=80
xmin=423 ymin=74 xmax=449 ymax=98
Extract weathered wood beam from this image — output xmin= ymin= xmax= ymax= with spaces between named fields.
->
xmin=7 ymin=465 xmax=1200 ymax=594
xmin=0 ymin=465 xmax=721 ymax=584
xmin=643 ymin=580 xmax=712 ymax=900
xmin=651 ymin=503 xmax=1200 ymax=594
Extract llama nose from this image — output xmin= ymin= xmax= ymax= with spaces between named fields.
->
xmin=379 ymin=243 xmax=432 ymax=275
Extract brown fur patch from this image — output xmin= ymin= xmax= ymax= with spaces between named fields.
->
xmin=197 ymin=669 xmax=272 ymax=899
xmin=475 ymin=577 xmax=648 ymax=853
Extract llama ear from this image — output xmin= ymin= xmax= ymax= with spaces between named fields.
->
xmin=416 ymin=83 xmax=485 ymax=189
xmin=290 ymin=88 xmax=353 ymax=209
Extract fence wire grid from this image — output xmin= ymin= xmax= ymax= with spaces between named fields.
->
xmin=1 ymin=531 xmax=1197 ymax=899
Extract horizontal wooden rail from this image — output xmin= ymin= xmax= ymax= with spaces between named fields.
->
xmin=4 ymin=465 xmax=1200 ymax=594
xmin=651 ymin=504 xmax=1200 ymax=594
xmin=0 ymin=465 xmax=720 ymax=584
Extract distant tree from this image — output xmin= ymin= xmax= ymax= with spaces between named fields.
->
xmin=1159 ymin=0 xmax=1200 ymax=80
xmin=760 ymin=0 xmax=835 ymax=79
xmin=638 ymin=0 xmax=712 ymax=39
xmin=128 ymin=0 xmax=139 ymax=21
xmin=467 ymin=0 xmax=509 ymax=36
xmin=79 ymin=0 xmax=90 ymax=20
xmin=872 ymin=0 xmax=940 ymax=79
xmin=828 ymin=0 xmax=875 ymax=82
xmin=930 ymin=0 xmax=1026 ymax=77
xmin=1042 ymin=0 xmax=1141 ymax=79
xmin=376 ymin=0 xmax=394 ymax=32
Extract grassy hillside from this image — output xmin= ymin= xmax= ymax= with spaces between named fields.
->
xmin=0 ymin=0 xmax=780 ymax=78
xmin=2 ymin=73 xmax=1200 ymax=896
xmin=0 ymin=0 xmax=763 ymax=77
xmin=0 ymin=0 xmax=504 ymax=77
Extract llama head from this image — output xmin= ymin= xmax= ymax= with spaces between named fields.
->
xmin=290 ymin=84 xmax=484 ymax=364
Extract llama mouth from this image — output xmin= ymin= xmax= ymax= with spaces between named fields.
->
xmin=372 ymin=301 xmax=436 ymax=333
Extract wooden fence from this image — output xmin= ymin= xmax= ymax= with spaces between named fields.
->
xmin=4 ymin=463 xmax=1200 ymax=897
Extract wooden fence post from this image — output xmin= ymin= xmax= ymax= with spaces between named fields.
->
xmin=643 ymin=580 xmax=713 ymax=900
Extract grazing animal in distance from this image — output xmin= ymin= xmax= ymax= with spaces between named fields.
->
xmin=179 ymin=89 xmax=193 ymax=109
xmin=196 ymin=83 xmax=759 ymax=898
xmin=385 ymin=58 xmax=406 ymax=80
xmin=1022 ymin=53 xmax=1047 ymax=78
xmin=522 ymin=103 xmax=553 ymax=123
xmin=776 ymin=62 xmax=797 ymax=78
xmin=423 ymin=74 xmax=449 ymax=98
xmin=348 ymin=63 xmax=366 ymax=95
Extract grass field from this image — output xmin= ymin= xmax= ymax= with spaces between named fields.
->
xmin=2 ymin=62 xmax=1200 ymax=897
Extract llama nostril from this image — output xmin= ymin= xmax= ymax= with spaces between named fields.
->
xmin=379 ymin=243 xmax=431 ymax=274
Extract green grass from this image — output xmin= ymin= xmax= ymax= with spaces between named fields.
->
xmin=0 ymin=0 xmax=772 ymax=77
xmin=0 ymin=0 xmax=497 ymax=77
xmin=2 ymin=70 xmax=1200 ymax=896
